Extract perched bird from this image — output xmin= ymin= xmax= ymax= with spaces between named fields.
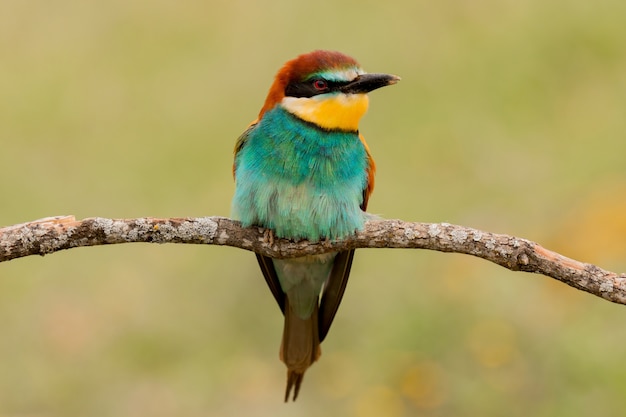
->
xmin=231 ymin=50 xmax=399 ymax=401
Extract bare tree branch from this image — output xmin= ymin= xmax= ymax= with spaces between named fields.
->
xmin=1 ymin=215 xmax=625 ymax=305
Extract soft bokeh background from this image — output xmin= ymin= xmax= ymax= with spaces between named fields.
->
xmin=1 ymin=0 xmax=626 ymax=415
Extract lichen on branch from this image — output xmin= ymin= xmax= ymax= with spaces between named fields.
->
xmin=1 ymin=215 xmax=625 ymax=306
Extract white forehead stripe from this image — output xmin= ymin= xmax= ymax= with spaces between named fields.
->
xmin=310 ymin=68 xmax=365 ymax=82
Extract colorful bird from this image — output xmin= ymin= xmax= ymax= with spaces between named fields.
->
xmin=231 ymin=50 xmax=399 ymax=401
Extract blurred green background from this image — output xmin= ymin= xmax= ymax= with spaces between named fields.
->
xmin=1 ymin=0 xmax=626 ymax=415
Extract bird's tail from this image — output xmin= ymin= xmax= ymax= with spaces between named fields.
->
xmin=280 ymin=298 xmax=321 ymax=402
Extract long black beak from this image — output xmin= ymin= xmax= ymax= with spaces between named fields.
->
xmin=340 ymin=73 xmax=400 ymax=94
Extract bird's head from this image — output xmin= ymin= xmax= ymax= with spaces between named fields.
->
xmin=258 ymin=50 xmax=400 ymax=132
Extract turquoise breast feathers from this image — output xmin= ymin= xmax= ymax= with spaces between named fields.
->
xmin=232 ymin=106 xmax=369 ymax=241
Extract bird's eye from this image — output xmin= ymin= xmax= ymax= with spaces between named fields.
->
xmin=312 ymin=79 xmax=328 ymax=90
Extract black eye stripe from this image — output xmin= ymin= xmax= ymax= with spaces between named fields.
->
xmin=284 ymin=79 xmax=350 ymax=98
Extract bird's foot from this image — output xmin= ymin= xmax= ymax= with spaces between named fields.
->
xmin=321 ymin=236 xmax=333 ymax=249
xmin=263 ymin=228 xmax=275 ymax=246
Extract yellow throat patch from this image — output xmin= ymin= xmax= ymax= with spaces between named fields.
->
xmin=281 ymin=93 xmax=369 ymax=131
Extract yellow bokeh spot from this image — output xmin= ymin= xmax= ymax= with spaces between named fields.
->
xmin=549 ymin=180 xmax=626 ymax=265
xmin=353 ymin=385 xmax=404 ymax=417
xmin=400 ymin=360 xmax=446 ymax=409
